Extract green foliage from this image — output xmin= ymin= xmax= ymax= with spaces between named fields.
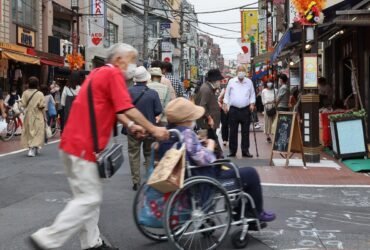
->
xmin=329 ymin=109 xmax=367 ymax=122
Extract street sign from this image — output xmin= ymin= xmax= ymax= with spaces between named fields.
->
xmin=160 ymin=23 xmax=171 ymax=30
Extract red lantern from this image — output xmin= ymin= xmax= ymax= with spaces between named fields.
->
xmin=241 ymin=46 xmax=249 ymax=54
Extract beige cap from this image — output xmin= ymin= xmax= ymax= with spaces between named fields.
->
xmin=149 ymin=67 xmax=162 ymax=77
xmin=165 ymin=97 xmax=205 ymax=124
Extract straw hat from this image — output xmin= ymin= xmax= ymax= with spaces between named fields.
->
xmin=149 ymin=67 xmax=162 ymax=77
xmin=165 ymin=97 xmax=205 ymax=123
xmin=134 ymin=66 xmax=151 ymax=82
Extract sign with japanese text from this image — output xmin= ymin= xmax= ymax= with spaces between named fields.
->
xmin=88 ymin=0 xmax=105 ymax=48
xmin=190 ymin=66 xmax=198 ymax=81
xmin=17 ymin=26 xmax=36 ymax=48
xmin=190 ymin=47 xmax=196 ymax=65
xmin=241 ymin=10 xmax=258 ymax=44
xmin=289 ymin=0 xmax=298 ymax=27
xmin=303 ymin=54 xmax=318 ymax=88
xmin=258 ymin=33 xmax=266 ymax=54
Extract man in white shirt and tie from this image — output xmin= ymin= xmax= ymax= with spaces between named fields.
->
xmin=223 ymin=65 xmax=256 ymax=158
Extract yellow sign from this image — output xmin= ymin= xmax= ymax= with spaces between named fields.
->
xmin=241 ymin=10 xmax=258 ymax=44
xmin=190 ymin=66 xmax=198 ymax=81
xmin=258 ymin=33 xmax=266 ymax=54
xmin=0 ymin=42 xmax=27 ymax=54
xmin=303 ymin=54 xmax=318 ymax=88
xmin=17 ymin=26 xmax=36 ymax=48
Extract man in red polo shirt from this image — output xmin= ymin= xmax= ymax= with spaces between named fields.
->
xmin=30 ymin=44 xmax=168 ymax=250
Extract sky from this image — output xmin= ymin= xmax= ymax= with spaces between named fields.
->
xmin=187 ymin=0 xmax=258 ymax=61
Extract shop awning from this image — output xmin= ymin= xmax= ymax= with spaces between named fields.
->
xmin=40 ymin=58 xmax=64 ymax=67
xmin=253 ymin=51 xmax=273 ymax=64
xmin=270 ymin=30 xmax=291 ymax=63
xmin=0 ymin=50 xmax=40 ymax=65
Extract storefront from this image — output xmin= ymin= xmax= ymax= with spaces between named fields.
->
xmin=0 ymin=42 xmax=40 ymax=93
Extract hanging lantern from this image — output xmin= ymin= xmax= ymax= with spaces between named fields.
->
xmin=241 ymin=45 xmax=249 ymax=54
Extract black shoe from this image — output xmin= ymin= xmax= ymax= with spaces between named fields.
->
xmin=242 ymin=152 xmax=253 ymax=158
xmin=28 ymin=236 xmax=44 ymax=250
xmin=132 ymin=184 xmax=139 ymax=191
xmin=227 ymin=153 xmax=236 ymax=157
xmin=85 ymin=241 xmax=119 ymax=250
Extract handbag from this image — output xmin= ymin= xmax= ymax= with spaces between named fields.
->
xmin=88 ymin=79 xmax=124 ymax=179
xmin=48 ymin=97 xmax=57 ymax=117
xmin=265 ymin=106 xmax=276 ymax=117
xmin=0 ymin=118 xmax=7 ymax=135
xmin=12 ymin=101 xmax=21 ymax=115
xmin=45 ymin=124 xmax=52 ymax=139
xmin=147 ymin=143 xmax=186 ymax=193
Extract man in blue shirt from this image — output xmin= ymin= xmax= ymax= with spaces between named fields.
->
xmin=128 ymin=66 xmax=162 ymax=191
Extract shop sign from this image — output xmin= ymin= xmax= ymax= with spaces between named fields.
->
xmin=161 ymin=42 xmax=173 ymax=52
xmin=162 ymin=52 xmax=172 ymax=62
xmin=190 ymin=66 xmax=198 ymax=81
xmin=0 ymin=0 xmax=2 ymax=24
xmin=17 ymin=26 xmax=36 ymax=48
xmin=241 ymin=9 xmax=258 ymax=43
xmin=289 ymin=68 xmax=300 ymax=86
xmin=0 ymin=42 xmax=27 ymax=54
xmin=88 ymin=0 xmax=105 ymax=48
xmin=303 ymin=54 xmax=318 ymax=88
xmin=289 ymin=0 xmax=298 ymax=27
xmin=190 ymin=47 xmax=196 ymax=66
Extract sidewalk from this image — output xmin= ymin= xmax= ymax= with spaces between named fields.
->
xmin=219 ymin=120 xmax=370 ymax=186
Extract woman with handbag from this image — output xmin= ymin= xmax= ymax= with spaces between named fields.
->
xmin=261 ymin=80 xmax=277 ymax=143
xmin=20 ymin=77 xmax=46 ymax=157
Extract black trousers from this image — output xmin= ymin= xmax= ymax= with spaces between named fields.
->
xmin=229 ymin=106 xmax=251 ymax=154
xmin=220 ymin=109 xmax=229 ymax=142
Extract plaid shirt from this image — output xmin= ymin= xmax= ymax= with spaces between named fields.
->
xmin=165 ymin=73 xmax=185 ymax=98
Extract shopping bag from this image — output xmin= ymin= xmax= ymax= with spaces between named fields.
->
xmin=147 ymin=144 xmax=186 ymax=193
xmin=45 ymin=125 xmax=52 ymax=139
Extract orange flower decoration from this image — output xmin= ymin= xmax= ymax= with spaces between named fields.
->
xmin=292 ymin=0 xmax=326 ymax=14
xmin=66 ymin=53 xmax=85 ymax=70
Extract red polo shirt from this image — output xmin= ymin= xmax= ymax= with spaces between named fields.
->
xmin=60 ymin=66 xmax=133 ymax=162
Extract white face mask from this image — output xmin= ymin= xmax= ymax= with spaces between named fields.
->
xmin=237 ymin=72 xmax=246 ymax=79
xmin=125 ymin=64 xmax=137 ymax=80
xmin=267 ymin=82 xmax=273 ymax=88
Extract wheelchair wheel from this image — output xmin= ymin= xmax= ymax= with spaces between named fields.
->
xmin=133 ymin=182 xmax=167 ymax=242
xmin=231 ymin=229 xmax=249 ymax=249
xmin=164 ymin=177 xmax=232 ymax=250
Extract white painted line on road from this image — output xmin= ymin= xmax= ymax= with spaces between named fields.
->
xmin=320 ymin=216 xmax=370 ymax=227
xmin=262 ymin=183 xmax=370 ymax=188
xmin=0 ymin=139 xmax=60 ymax=158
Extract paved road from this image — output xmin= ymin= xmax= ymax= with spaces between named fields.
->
xmin=1 ymin=139 xmax=370 ymax=250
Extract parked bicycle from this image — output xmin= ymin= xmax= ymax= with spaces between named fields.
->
xmin=0 ymin=109 xmax=22 ymax=141
xmin=49 ymin=114 xmax=61 ymax=137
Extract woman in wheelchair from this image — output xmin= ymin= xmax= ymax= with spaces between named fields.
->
xmin=160 ymin=98 xmax=275 ymax=222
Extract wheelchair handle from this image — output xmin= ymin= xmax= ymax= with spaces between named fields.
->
xmin=168 ymin=129 xmax=184 ymax=143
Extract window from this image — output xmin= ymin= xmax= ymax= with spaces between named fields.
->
xmin=12 ymin=0 xmax=37 ymax=29
xmin=107 ymin=22 xmax=118 ymax=47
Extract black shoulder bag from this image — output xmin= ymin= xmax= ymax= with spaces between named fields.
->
xmin=88 ymin=80 xmax=124 ymax=178
xmin=121 ymin=86 xmax=149 ymax=135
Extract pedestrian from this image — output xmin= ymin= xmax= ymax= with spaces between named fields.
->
xmin=276 ymin=74 xmax=290 ymax=112
xmin=128 ymin=66 xmax=163 ymax=191
xmin=61 ymin=71 xmax=80 ymax=127
xmin=4 ymin=85 xmax=21 ymax=109
xmin=289 ymin=86 xmax=299 ymax=111
xmin=162 ymin=61 xmax=185 ymax=98
xmin=29 ymin=43 xmax=169 ymax=250
xmin=218 ymin=79 xmax=229 ymax=146
xmin=196 ymin=68 xmax=224 ymax=158
xmin=148 ymin=67 xmax=171 ymax=125
xmin=4 ymin=85 xmax=23 ymax=135
xmin=40 ymin=84 xmax=56 ymax=126
xmin=150 ymin=60 xmax=176 ymax=100
xmin=262 ymin=80 xmax=277 ymax=143
xmin=223 ymin=65 xmax=256 ymax=158
xmin=20 ymin=77 xmax=46 ymax=157
xmin=50 ymin=81 xmax=63 ymax=132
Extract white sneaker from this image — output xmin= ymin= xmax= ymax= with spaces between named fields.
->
xmin=27 ymin=148 xmax=36 ymax=157
xmin=254 ymin=123 xmax=261 ymax=129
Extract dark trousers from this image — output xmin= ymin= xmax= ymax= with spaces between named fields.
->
xmin=229 ymin=106 xmax=251 ymax=154
xmin=219 ymin=166 xmax=263 ymax=213
xmin=207 ymin=128 xmax=223 ymax=159
xmin=220 ymin=109 xmax=229 ymax=142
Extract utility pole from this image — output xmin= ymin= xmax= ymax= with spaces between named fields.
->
xmin=179 ymin=1 xmax=185 ymax=80
xmin=143 ymin=0 xmax=149 ymax=64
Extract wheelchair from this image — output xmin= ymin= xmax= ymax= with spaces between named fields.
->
xmin=133 ymin=129 xmax=265 ymax=249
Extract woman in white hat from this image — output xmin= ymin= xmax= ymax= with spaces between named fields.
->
xmin=158 ymin=98 xmax=276 ymax=222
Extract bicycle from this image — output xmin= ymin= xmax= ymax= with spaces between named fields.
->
xmin=49 ymin=114 xmax=61 ymax=137
xmin=0 ymin=109 xmax=22 ymax=141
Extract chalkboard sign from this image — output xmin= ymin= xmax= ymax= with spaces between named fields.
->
xmin=273 ymin=113 xmax=293 ymax=152
xmin=270 ymin=112 xmax=306 ymax=167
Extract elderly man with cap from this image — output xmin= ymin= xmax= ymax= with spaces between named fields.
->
xmin=196 ymin=68 xmax=224 ymax=158
xmin=148 ymin=67 xmax=171 ymax=126
xmin=224 ymin=65 xmax=256 ymax=158
xmin=128 ymin=66 xmax=162 ymax=191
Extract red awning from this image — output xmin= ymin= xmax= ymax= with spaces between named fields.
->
xmin=40 ymin=58 xmax=64 ymax=67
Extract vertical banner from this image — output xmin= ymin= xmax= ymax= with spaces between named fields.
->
xmin=303 ymin=54 xmax=318 ymax=88
xmin=241 ymin=10 xmax=258 ymax=44
xmin=0 ymin=0 xmax=2 ymax=24
xmin=88 ymin=0 xmax=105 ymax=48
xmin=289 ymin=0 xmax=298 ymax=27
